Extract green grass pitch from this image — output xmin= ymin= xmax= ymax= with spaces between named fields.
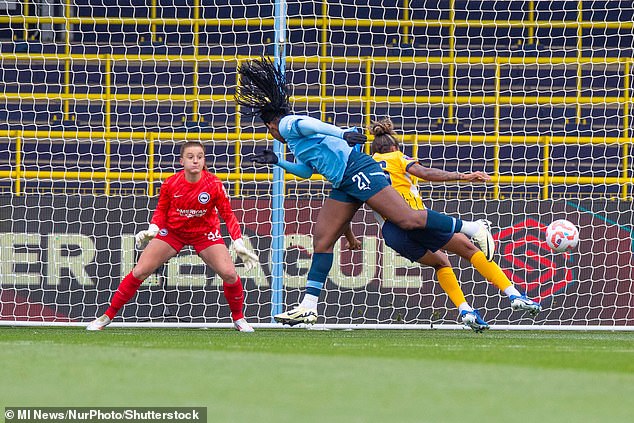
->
xmin=1 ymin=327 xmax=633 ymax=423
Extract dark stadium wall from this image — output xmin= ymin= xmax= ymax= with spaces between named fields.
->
xmin=0 ymin=195 xmax=632 ymax=325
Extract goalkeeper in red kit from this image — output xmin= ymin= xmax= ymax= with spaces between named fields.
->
xmin=87 ymin=141 xmax=259 ymax=332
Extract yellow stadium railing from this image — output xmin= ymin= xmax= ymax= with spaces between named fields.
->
xmin=1 ymin=54 xmax=632 ymax=199
xmin=1 ymin=1 xmax=632 ymax=199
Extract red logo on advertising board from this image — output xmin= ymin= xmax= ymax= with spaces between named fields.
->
xmin=494 ymin=218 xmax=575 ymax=303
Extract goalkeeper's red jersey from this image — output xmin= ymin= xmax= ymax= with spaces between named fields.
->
xmin=150 ymin=170 xmax=242 ymax=240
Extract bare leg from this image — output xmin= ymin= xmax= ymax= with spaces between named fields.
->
xmin=367 ymin=186 xmax=494 ymax=260
xmin=99 ymin=238 xmax=177 ymax=323
xmin=274 ymin=198 xmax=361 ymax=324
xmin=132 ymin=238 xmax=178 ymax=280
xmin=198 ymin=243 xmax=238 ymax=284
xmin=199 ymin=244 xmax=248 ymax=323
xmin=416 ymin=249 xmax=451 ymax=270
xmin=313 ymin=198 xmax=362 ymax=253
xmin=365 ymin=186 xmax=430 ymax=230
xmin=441 ymin=233 xmax=480 ymax=261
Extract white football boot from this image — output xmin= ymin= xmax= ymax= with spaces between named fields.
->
xmin=86 ymin=314 xmax=111 ymax=331
xmin=510 ymin=295 xmax=542 ymax=316
xmin=274 ymin=306 xmax=318 ymax=326
xmin=233 ymin=318 xmax=255 ymax=333
xmin=471 ymin=219 xmax=495 ymax=261
xmin=459 ymin=309 xmax=490 ymax=333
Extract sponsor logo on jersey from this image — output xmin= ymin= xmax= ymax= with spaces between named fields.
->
xmin=159 ymin=228 xmax=168 ymax=236
xmin=177 ymin=208 xmax=207 ymax=218
xmin=198 ymin=192 xmax=210 ymax=204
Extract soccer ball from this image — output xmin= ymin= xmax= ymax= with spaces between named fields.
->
xmin=545 ymin=219 xmax=579 ymax=252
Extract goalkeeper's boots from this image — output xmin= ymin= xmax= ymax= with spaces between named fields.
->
xmin=274 ymin=306 xmax=318 ymax=326
xmin=460 ymin=309 xmax=490 ymax=333
xmin=233 ymin=318 xmax=255 ymax=333
xmin=510 ymin=295 xmax=542 ymax=316
xmin=86 ymin=314 xmax=111 ymax=331
xmin=472 ymin=219 xmax=495 ymax=261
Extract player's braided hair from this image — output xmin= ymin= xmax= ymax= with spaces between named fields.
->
xmin=235 ymin=56 xmax=291 ymax=124
xmin=369 ymin=118 xmax=400 ymax=154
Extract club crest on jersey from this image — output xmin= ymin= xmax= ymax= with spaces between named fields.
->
xmin=198 ymin=192 xmax=210 ymax=204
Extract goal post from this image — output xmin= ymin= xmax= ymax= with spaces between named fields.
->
xmin=0 ymin=1 xmax=633 ymax=330
xmin=270 ymin=0 xmax=288 ymax=320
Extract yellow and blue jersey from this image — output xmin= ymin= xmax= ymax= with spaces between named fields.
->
xmin=372 ymin=150 xmax=425 ymax=210
xmin=373 ymin=150 xmax=453 ymax=260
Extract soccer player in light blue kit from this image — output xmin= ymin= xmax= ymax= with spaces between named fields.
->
xmin=235 ymin=57 xmax=495 ymax=326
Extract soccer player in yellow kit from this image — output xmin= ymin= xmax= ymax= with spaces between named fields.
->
xmin=364 ymin=118 xmax=541 ymax=331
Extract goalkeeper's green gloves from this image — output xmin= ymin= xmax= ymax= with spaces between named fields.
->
xmin=231 ymin=238 xmax=259 ymax=271
xmin=135 ymin=223 xmax=159 ymax=249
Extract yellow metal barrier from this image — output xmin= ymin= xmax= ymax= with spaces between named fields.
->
xmin=14 ymin=135 xmax=22 ymax=196
xmin=2 ymin=132 xmax=633 ymax=199
xmin=1 ymin=4 xmax=633 ymax=199
xmin=1 ymin=16 xmax=632 ymax=30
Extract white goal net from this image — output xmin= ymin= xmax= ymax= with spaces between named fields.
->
xmin=0 ymin=1 xmax=633 ymax=329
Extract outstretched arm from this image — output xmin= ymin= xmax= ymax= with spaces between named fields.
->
xmin=407 ymin=163 xmax=491 ymax=183
xmin=278 ymin=158 xmax=314 ymax=179
xmin=291 ymin=116 xmax=345 ymax=138
xmin=213 ymin=181 xmax=259 ymax=270
xmin=284 ymin=116 xmax=366 ymax=145
xmin=251 ymin=149 xmax=314 ymax=179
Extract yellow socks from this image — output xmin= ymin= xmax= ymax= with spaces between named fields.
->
xmin=470 ymin=251 xmax=512 ymax=291
xmin=436 ymin=267 xmax=468 ymax=308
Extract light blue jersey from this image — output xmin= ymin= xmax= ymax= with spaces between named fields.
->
xmin=278 ymin=115 xmax=353 ymax=188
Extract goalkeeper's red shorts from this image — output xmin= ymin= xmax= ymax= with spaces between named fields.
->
xmin=155 ymin=228 xmax=226 ymax=254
